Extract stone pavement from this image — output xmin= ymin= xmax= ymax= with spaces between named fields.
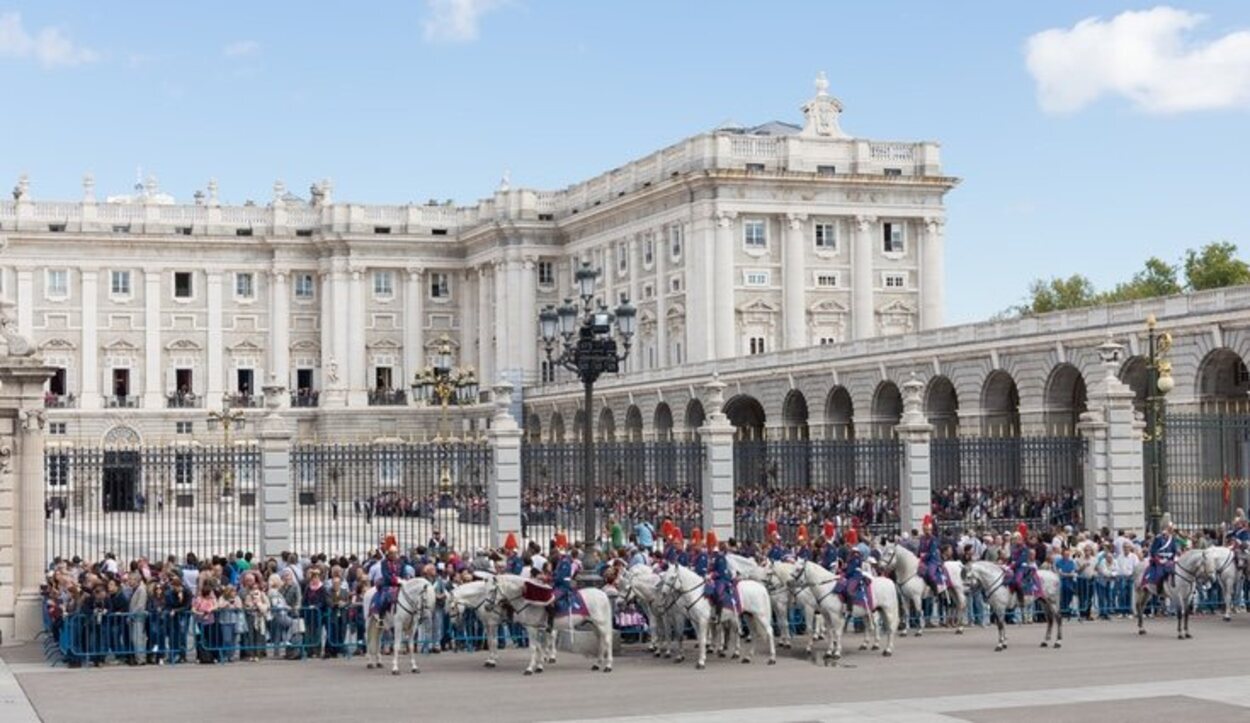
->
xmin=4 ymin=614 xmax=1250 ymax=723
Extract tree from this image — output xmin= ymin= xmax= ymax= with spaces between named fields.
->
xmin=1017 ymin=274 xmax=1099 ymax=315
xmin=1184 ymin=241 xmax=1250 ymax=291
xmin=1102 ymin=257 xmax=1182 ymax=303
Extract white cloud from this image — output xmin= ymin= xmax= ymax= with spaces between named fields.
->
xmin=1025 ymin=7 xmax=1250 ymax=114
xmin=223 ymin=40 xmax=260 ymax=58
xmin=422 ymin=0 xmax=505 ymax=43
xmin=0 ymin=11 xmax=99 ymax=68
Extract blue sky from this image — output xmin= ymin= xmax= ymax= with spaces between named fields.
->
xmin=2 ymin=1 xmax=1249 ymax=324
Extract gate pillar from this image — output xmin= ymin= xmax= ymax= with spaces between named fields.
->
xmin=895 ymin=375 xmax=933 ymax=534
xmin=1081 ymin=341 xmax=1145 ymax=533
xmin=258 ymin=379 xmax=294 ymax=560
xmin=489 ymin=380 xmax=522 ymax=547
xmin=698 ymin=376 xmax=735 ymax=541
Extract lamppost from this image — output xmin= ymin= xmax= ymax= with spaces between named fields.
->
xmin=411 ymin=335 xmax=478 ymax=497
xmin=207 ymin=402 xmax=246 ymax=499
xmin=539 ymin=261 xmax=636 ymax=544
xmin=1143 ymin=313 xmax=1175 ymax=534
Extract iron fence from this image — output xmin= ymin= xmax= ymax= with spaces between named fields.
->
xmin=1163 ymin=412 xmax=1250 ymax=530
xmin=520 ymin=441 xmax=704 ymax=544
xmin=44 ymin=444 xmax=261 ymax=564
xmin=733 ymin=438 xmax=903 ymax=541
xmin=930 ymin=436 xmax=1086 ymax=531
xmin=289 ymin=440 xmax=493 ymax=557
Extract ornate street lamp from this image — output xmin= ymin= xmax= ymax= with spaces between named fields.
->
xmin=1143 ymin=314 xmax=1175 ymax=534
xmin=539 ymin=261 xmax=635 ymax=543
xmin=207 ymin=402 xmax=246 ymax=499
xmin=410 ymin=335 xmax=478 ymax=496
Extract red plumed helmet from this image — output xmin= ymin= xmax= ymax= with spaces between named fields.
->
xmin=766 ymin=520 xmax=779 ymax=539
xmin=922 ymin=514 xmax=934 ymax=529
xmin=661 ymin=519 xmax=675 ymax=539
xmin=384 ymin=533 xmax=398 ymax=552
xmin=823 ymin=520 xmax=835 ymax=540
xmin=797 ymin=523 xmax=809 ymax=542
xmin=691 ymin=527 xmax=704 ymax=545
xmin=673 ymin=528 xmax=684 ymax=544
xmin=504 ymin=532 xmax=518 ymax=552
xmin=706 ymin=531 xmax=719 ymax=549
xmin=845 ymin=528 xmax=859 ymax=546
xmin=555 ymin=531 xmax=569 ymax=549
xmin=1017 ymin=522 xmax=1029 ymax=538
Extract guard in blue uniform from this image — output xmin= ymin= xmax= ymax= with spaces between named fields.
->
xmin=690 ymin=542 xmax=709 ymax=577
xmin=1006 ymin=530 xmax=1043 ymax=606
xmin=370 ymin=547 xmax=404 ymax=616
xmin=820 ymin=537 xmax=840 ymax=571
xmin=1142 ymin=523 xmax=1178 ymax=594
xmin=704 ymin=533 xmax=738 ymax=615
xmin=833 ymin=529 xmax=871 ymax=609
xmin=917 ymin=515 xmax=949 ymax=596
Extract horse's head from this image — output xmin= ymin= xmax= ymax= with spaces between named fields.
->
xmin=446 ymin=588 xmax=465 ymax=628
xmin=960 ymin=560 xmax=980 ymax=589
xmin=788 ymin=559 xmax=809 ymax=590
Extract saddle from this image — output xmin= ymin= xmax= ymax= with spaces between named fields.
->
xmin=522 ymin=580 xmax=554 ymax=604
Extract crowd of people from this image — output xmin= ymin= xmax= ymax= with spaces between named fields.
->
xmin=929 ymin=486 xmax=1084 ymax=528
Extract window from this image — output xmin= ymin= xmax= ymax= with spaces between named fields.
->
xmin=674 ymin=342 xmax=683 ymax=364
xmin=295 ymin=229 xmax=314 ymax=237
xmin=540 ymin=360 xmax=556 ymax=384
xmin=817 ymin=165 xmax=837 ymax=177
xmin=429 ymin=272 xmax=449 ymax=299
xmin=643 ymin=236 xmax=654 ymax=266
xmin=48 ymin=223 xmax=66 ymax=233
xmin=745 ymin=163 xmax=765 ymax=173
xmin=176 ymin=226 xmax=193 ymax=236
xmin=618 ymin=243 xmax=628 ymax=272
xmin=537 ymin=261 xmax=554 ymax=286
xmin=50 ymin=367 xmax=67 ymax=396
xmin=670 ymin=275 xmax=682 ymax=293
xmin=431 ymin=228 xmax=448 ymax=236
xmin=110 ymin=270 xmax=131 ymax=296
xmin=236 ymin=227 xmax=253 ymax=237
xmin=815 ymin=223 xmax=837 ymax=250
xmin=883 ymin=222 xmax=905 ymax=253
xmin=49 ymin=422 xmax=68 ymax=436
xmin=48 ymin=454 xmax=69 ymax=484
xmin=669 ymin=224 xmax=683 ymax=259
xmin=235 ymin=272 xmax=255 ymax=299
xmin=743 ymin=271 xmax=769 ymax=287
xmin=819 ymin=337 xmax=837 ymax=345
xmin=294 ymin=273 xmax=315 ymax=299
xmin=176 ymin=421 xmax=193 ymax=435
xmin=373 ymin=270 xmax=394 ymax=297
xmin=815 ymin=273 xmax=838 ymax=288
xmin=883 ymin=168 xmax=902 ymax=177
xmin=883 ymin=273 xmax=906 ymax=289
xmin=374 ymin=226 xmax=391 ymax=235
xmin=112 ymin=224 xmax=131 ymax=233
xmin=174 ymin=272 xmax=193 ymax=299
xmin=642 ymin=284 xmax=654 ymax=300
xmin=749 ymin=337 xmax=766 ymax=355
xmin=538 ymin=213 xmax=554 ymax=221
xmin=175 ymin=452 xmax=194 ymax=485
xmin=743 ymin=219 xmax=767 ymax=249
xmin=46 ymin=269 xmax=69 ymax=297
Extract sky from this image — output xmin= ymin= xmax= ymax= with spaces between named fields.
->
xmin=2 ymin=1 xmax=1249 ymax=325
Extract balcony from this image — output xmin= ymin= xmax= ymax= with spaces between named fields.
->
xmin=368 ymin=389 xmax=408 ymax=406
xmin=291 ymin=390 xmax=320 ymax=408
xmin=44 ymin=393 xmax=77 ymax=409
xmin=166 ymin=392 xmax=202 ymax=409
xmin=105 ymin=395 xmax=139 ymax=409
xmin=226 ymin=393 xmax=263 ymax=409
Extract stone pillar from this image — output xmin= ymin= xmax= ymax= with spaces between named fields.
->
xmin=206 ymin=272 xmax=224 ymax=408
xmin=477 ymin=267 xmax=494 ymax=389
xmin=520 ymin=258 xmax=538 ymax=383
xmin=404 ymin=268 xmax=425 ymax=386
xmin=258 ymin=379 xmax=293 ymax=559
xmin=318 ymin=268 xmax=342 ymax=405
xmin=79 ymin=270 xmax=100 ymax=410
xmin=1081 ymin=341 xmax=1146 ymax=532
xmin=921 ymin=217 xmax=945 ymax=330
xmin=144 ymin=269 xmax=163 ymax=408
xmin=698 ymin=376 xmax=736 ymax=540
xmin=332 ymin=264 xmax=351 ymax=406
xmin=488 ymin=380 xmax=523 ymax=546
xmin=713 ymin=211 xmax=737 ymax=360
xmin=0 ymin=358 xmax=56 ymax=642
xmin=460 ymin=270 xmax=477 ymax=378
xmin=783 ymin=214 xmax=808 ymax=350
xmin=852 ymin=215 xmax=876 ymax=340
xmin=268 ymin=270 xmax=290 ymax=401
xmin=652 ymin=232 xmax=667 ymax=370
xmin=493 ymin=261 xmax=509 ymax=378
xmin=895 ymin=375 xmax=933 ymax=533
xmin=347 ymin=269 xmax=367 ymax=406
xmin=685 ymin=220 xmax=713 ymax=363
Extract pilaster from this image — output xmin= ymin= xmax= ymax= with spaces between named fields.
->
xmin=404 ymin=269 xmax=425 ymax=388
xmin=347 ymin=268 xmax=367 ymax=407
xmin=921 ymin=217 xmax=945 ymax=330
xmin=783 ymin=213 xmax=808 ymax=349
xmin=143 ymin=269 xmax=163 ymax=408
xmin=258 ymin=380 xmax=293 ymax=559
xmin=852 ymin=215 xmax=876 ymax=340
xmin=489 ymin=381 xmax=523 ymax=546
xmin=713 ymin=211 xmax=737 ymax=360
xmin=895 ymin=375 xmax=933 ymax=532
xmin=206 ymin=272 xmax=224 ymax=409
xmin=79 ymin=270 xmax=100 ymax=409
xmin=270 ymin=270 xmax=290 ymax=404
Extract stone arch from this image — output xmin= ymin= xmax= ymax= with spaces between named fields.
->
xmin=870 ymin=381 xmax=903 ymax=439
xmin=1118 ymin=356 xmax=1150 ymax=412
xmin=723 ymin=394 xmax=766 ymax=440
xmin=781 ymin=389 xmax=810 ymax=440
xmin=653 ymin=402 xmax=674 ymax=442
xmin=1043 ymin=363 xmax=1089 ymax=436
xmin=981 ymin=370 xmax=1021 ymax=437
xmin=525 ymin=413 xmax=543 ymax=443
xmin=598 ymin=407 xmax=616 ymax=442
xmin=925 ymin=375 xmax=959 ymax=438
xmin=102 ymin=425 xmax=141 ymax=447
xmin=573 ymin=409 xmax=587 ymax=441
xmin=823 ymin=386 xmax=855 ymax=440
xmin=623 ymin=405 xmax=644 ymax=442
xmin=549 ymin=411 xmax=566 ymax=443
xmin=1196 ymin=347 xmax=1250 ymax=410
xmin=684 ymin=399 xmax=706 ymax=441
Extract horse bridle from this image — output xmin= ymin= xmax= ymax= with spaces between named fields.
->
xmin=395 ymin=579 xmax=431 ymax=620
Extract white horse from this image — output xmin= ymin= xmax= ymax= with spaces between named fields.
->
xmin=492 ymin=574 xmax=615 ymax=674
xmin=661 ymin=564 xmax=776 ymax=666
xmin=785 ymin=559 xmax=899 ymax=661
xmin=727 ymin=554 xmax=823 ymax=649
xmin=445 ymin=580 xmax=507 ymax=668
xmin=1204 ymin=545 xmax=1241 ymax=621
xmin=1132 ymin=548 xmax=1212 ymax=639
xmin=361 ymin=578 xmax=436 ymax=675
xmin=962 ymin=560 xmax=1062 ymax=652
xmin=617 ymin=564 xmax=683 ymax=659
xmin=874 ymin=542 xmax=967 ymax=636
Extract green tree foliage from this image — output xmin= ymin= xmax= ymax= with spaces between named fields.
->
xmin=1016 ymin=274 xmax=1099 ymax=316
xmin=1102 ymin=257 xmax=1182 ymax=303
xmin=1184 ymin=241 xmax=1250 ymax=291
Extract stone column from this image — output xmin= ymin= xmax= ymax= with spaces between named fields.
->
xmin=269 ymin=270 xmax=290 ymax=402
xmin=652 ymin=232 xmax=667 ymax=371
xmin=493 ymin=261 xmax=509 ymax=378
xmin=79 ymin=270 xmax=100 ymax=410
xmin=1080 ymin=341 xmax=1146 ymax=532
xmin=15 ymin=270 xmax=33 ymax=339
xmin=713 ymin=211 xmax=737 ymax=360
xmin=258 ymin=379 xmax=293 ymax=559
xmin=144 ymin=269 xmax=163 ymax=408
xmin=0 ymin=358 xmax=56 ymax=642
xmin=460 ymin=270 xmax=477 ymax=378
xmin=206 ymin=272 xmax=224 ymax=408
xmin=318 ymin=268 xmax=341 ymax=405
xmin=698 ymin=376 xmax=736 ymax=540
xmin=520 ymin=258 xmax=538 ymax=383
xmin=921 ymin=217 xmax=945 ymax=330
xmin=783 ymin=213 xmax=808 ymax=349
xmin=347 ymin=269 xmax=367 ymax=406
xmin=852 ymin=215 xmax=877 ymax=340
xmin=477 ymin=267 xmax=494 ymax=388
xmin=404 ymin=269 xmax=425 ymax=386
xmin=895 ymin=375 xmax=933 ymax=533
xmin=488 ymin=380 xmax=523 ymax=546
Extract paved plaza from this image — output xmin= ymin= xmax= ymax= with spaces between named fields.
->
xmin=4 ymin=613 xmax=1250 ymax=723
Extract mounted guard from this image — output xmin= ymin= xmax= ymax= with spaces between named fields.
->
xmin=1006 ymin=527 xmax=1044 ymax=607
xmin=1142 ymin=522 xmax=1178 ymax=596
xmin=917 ymin=515 xmax=951 ymax=598
xmin=833 ymin=528 xmax=873 ymax=609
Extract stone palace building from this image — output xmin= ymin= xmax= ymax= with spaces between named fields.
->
xmin=0 ymin=75 xmax=956 ymax=444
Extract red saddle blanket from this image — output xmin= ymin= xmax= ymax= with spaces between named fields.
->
xmin=523 ymin=580 xmax=554 ymax=603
